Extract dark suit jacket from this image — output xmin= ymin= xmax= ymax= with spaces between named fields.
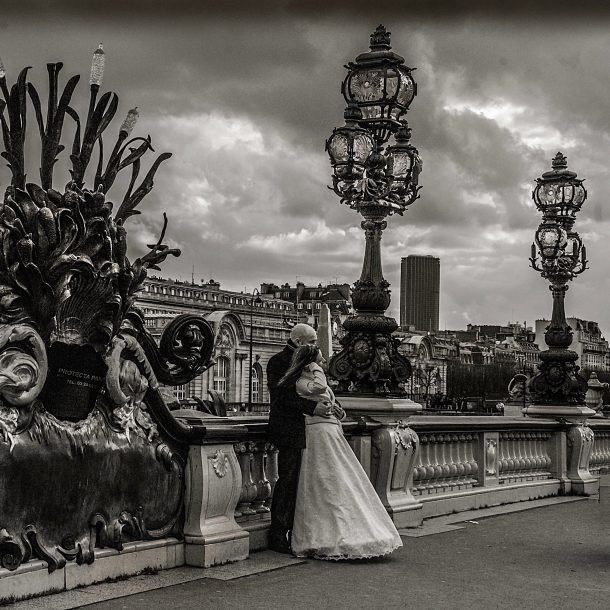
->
xmin=266 ymin=342 xmax=317 ymax=449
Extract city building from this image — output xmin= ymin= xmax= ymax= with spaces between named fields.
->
xmin=535 ymin=318 xmax=610 ymax=372
xmin=136 ymin=276 xmax=295 ymax=406
xmin=259 ymin=281 xmax=353 ymax=337
xmin=437 ymin=322 xmax=539 ymax=370
xmin=400 ymin=255 xmax=440 ymax=332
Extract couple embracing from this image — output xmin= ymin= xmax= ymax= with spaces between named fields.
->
xmin=266 ymin=323 xmax=402 ymax=560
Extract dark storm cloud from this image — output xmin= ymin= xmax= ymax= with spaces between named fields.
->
xmin=1 ymin=3 xmax=610 ymax=332
xmin=8 ymin=1 xmax=610 ymax=19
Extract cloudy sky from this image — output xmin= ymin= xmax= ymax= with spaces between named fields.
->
xmin=2 ymin=1 xmax=610 ymax=334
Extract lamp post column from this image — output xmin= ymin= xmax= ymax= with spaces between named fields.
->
xmin=323 ymin=26 xmax=425 ymax=527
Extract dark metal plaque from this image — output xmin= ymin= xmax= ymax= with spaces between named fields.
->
xmin=40 ymin=342 xmax=108 ymax=421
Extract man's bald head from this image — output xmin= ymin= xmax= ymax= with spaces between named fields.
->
xmin=290 ymin=323 xmax=317 ymax=347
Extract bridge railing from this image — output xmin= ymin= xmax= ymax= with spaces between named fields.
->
xmin=180 ymin=412 xmax=608 ymax=566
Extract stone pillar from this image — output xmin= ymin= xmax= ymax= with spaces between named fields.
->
xmin=370 ymin=421 xmax=422 ymax=528
xmin=183 ymin=443 xmax=249 ymax=567
xmin=566 ymin=423 xmax=597 ymax=494
xmin=524 ymin=404 xmax=597 ymax=495
xmin=340 ymin=397 xmax=423 ymax=527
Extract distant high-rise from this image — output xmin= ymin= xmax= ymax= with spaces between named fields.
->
xmin=400 ymin=255 xmax=440 ymax=332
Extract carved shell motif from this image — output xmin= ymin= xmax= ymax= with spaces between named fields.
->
xmin=212 ymin=449 xmax=229 ymax=478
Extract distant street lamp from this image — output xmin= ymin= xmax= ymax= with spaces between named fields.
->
xmin=326 ymin=25 xmax=422 ymax=396
xmin=249 ymin=288 xmax=263 ymax=409
xmin=528 ymin=152 xmax=588 ymax=406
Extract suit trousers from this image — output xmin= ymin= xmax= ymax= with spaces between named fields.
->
xmin=270 ymin=446 xmax=302 ymax=541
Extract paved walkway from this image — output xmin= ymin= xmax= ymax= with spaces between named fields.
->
xmin=10 ymin=496 xmax=610 ymax=610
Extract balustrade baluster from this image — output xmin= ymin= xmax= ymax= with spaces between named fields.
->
xmin=506 ymin=432 xmax=517 ymax=479
xmin=439 ymin=434 xmax=451 ymax=490
xmin=515 ymin=432 xmax=526 ymax=474
xmin=522 ymin=432 xmax=535 ymax=476
xmin=542 ymin=432 xmax=552 ymax=471
xmin=457 ymin=433 xmax=469 ymax=485
xmin=265 ymin=444 xmax=278 ymax=508
xmin=468 ymin=433 xmax=479 ymax=484
xmin=499 ymin=432 xmax=510 ymax=480
xmin=250 ymin=441 xmax=271 ymax=513
xmin=234 ymin=442 xmax=257 ymax=517
xmin=412 ymin=435 xmax=427 ymax=493
xmin=447 ymin=434 xmax=460 ymax=486
xmin=431 ymin=434 xmax=444 ymax=489
xmin=531 ymin=433 xmax=543 ymax=472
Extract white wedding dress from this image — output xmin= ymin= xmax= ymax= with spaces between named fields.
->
xmin=290 ymin=364 xmax=403 ymax=560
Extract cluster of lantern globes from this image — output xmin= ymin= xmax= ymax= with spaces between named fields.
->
xmin=530 ymin=152 xmax=588 ymax=284
xmin=325 ymin=25 xmax=423 ymax=214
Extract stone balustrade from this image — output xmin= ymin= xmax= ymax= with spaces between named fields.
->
xmin=497 ymin=431 xmax=553 ymax=483
xmin=178 ymin=412 xmax=604 ymax=565
xmin=6 ymin=408 xmax=603 ymax=602
xmin=413 ymin=432 xmax=478 ymax=495
xmin=588 ymin=420 xmax=610 ymax=474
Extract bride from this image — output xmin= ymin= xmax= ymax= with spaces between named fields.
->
xmin=278 ymin=345 xmax=403 ymax=560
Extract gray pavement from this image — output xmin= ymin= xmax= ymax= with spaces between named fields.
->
xmin=11 ymin=496 xmax=610 ymax=610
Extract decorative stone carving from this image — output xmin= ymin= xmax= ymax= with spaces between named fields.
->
xmin=585 ymin=372 xmax=609 ymax=414
xmin=212 ymin=449 xmax=229 ymax=478
xmin=184 ymin=443 xmax=249 ymax=568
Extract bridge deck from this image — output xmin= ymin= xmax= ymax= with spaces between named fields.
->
xmin=10 ymin=496 xmax=610 ymax=610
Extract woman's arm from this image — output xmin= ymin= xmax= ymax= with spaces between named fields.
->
xmin=305 ymin=367 xmax=330 ymax=395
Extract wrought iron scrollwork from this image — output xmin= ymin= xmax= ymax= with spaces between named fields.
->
xmin=135 ymin=313 xmax=215 ymax=386
xmin=0 ymin=53 xmax=198 ymax=577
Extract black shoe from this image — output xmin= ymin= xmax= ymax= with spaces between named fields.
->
xmin=269 ymin=539 xmax=293 ymax=555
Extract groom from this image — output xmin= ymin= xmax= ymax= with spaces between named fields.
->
xmin=266 ymin=323 xmax=332 ymax=554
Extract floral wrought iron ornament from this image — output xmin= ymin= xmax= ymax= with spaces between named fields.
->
xmin=0 ymin=50 xmax=215 ymax=574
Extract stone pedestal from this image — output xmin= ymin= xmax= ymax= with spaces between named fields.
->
xmin=183 ymin=443 xmax=249 ymax=567
xmin=565 ymin=424 xmax=597 ymax=494
xmin=339 ymin=395 xmax=422 ymax=423
xmin=503 ymin=401 xmax=526 ymax=418
xmin=340 ymin=396 xmax=423 ymax=527
xmin=524 ymin=404 xmax=597 ymax=495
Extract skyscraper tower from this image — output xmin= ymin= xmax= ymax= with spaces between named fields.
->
xmin=400 ymin=255 xmax=440 ymax=332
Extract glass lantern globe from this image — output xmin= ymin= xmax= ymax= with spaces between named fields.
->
xmin=535 ymin=220 xmax=568 ymax=260
xmin=341 ymin=25 xmax=416 ymax=145
xmin=326 ymin=105 xmax=374 ymax=182
xmin=386 ymin=121 xmax=422 ymax=202
xmin=533 ymin=152 xmax=587 ymax=219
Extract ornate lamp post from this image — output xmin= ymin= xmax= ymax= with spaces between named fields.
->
xmin=525 ymin=152 xmax=597 ymax=494
xmin=326 ymin=25 xmax=422 ymax=396
xmin=527 ymin=152 xmax=590 ymax=411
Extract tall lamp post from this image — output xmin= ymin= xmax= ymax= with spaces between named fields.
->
xmin=326 ymin=25 xmax=422 ymax=396
xmin=527 ymin=152 xmax=590 ymax=412
xmin=248 ymin=289 xmax=262 ymax=409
